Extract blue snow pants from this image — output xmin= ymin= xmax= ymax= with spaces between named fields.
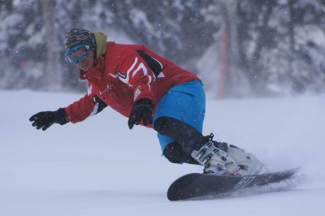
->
xmin=153 ymin=80 xmax=206 ymax=153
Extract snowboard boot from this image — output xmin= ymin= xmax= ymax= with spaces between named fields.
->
xmin=192 ymin=139 xmax=265 ymax=176
xmin=191 ymin=134 xmax=241 ymax=176
xmin=226 ymin=144 xmax=266 ymax=175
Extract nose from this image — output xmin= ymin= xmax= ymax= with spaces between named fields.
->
xmin=76 ymin=59 xmax=86 ymax=66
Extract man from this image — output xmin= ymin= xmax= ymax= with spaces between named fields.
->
xmin=30 ymin=28 xmax=264 ymax=176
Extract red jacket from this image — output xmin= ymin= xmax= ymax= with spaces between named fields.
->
xmin=65 ymin=42 xmax=200 ymax=128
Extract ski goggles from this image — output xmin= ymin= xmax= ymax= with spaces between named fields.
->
xmin=64 ymin=44 xmax=90 ymax=65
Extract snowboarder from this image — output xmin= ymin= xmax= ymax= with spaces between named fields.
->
xmin=29 ymin=28 xmax=264 ymax=176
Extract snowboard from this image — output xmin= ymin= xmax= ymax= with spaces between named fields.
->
xmin=167 ymin=167 xmax=299 ymax=201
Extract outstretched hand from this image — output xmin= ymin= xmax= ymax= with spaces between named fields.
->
xmin=29 ymin=108 xmax=68 ymax=131
xmin=29 ymin=111 xmax=56 ymax=131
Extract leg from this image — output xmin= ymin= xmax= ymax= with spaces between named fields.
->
xmin=155 ymin=115 xmax=264 ymax=175
xmin=154 ymin=116 xmax=206 ymax=156
xmin=156 ymin=117 xmax=228 ymax=161
xmin=153 ymin=81 xmax=206 ymax=161
xmin=153 ymin=82 xmax=264 ymax=175
xmin=163 ymin=141 xmax=199 ymax=165
xmin=155 ymin=116 xmax=239 ymax=175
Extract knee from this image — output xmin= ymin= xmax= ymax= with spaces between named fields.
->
xmin=153 ymin=116 xmax=169 ymax=132
xmin=163 ymin=142 xmax=183 ymax=164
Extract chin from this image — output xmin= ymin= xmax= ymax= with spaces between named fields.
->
xmin=79 ymin=63 xmax=90 ymax=71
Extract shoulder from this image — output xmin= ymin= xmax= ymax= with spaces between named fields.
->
xmin=107 ymin=43 xmax=147 ymax=62
xmin=108 ymin=43 xmax=145 ymax=53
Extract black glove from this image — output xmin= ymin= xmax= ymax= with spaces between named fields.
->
xmin=29 ymin=108 xmax=68 ymax=131
xmin=128 ymin=98 xmax=154 ymax=129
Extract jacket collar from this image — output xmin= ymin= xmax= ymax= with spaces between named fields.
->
xmin=93 ymin=32 xmax=108 ymax=58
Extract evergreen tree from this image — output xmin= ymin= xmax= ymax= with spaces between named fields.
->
xmin=0 ymin=0 xmax=46 ymax=89
xmin=237 ymin=0 xmax=325 ymax=95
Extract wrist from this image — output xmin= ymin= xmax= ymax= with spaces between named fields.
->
xmin=55 ymin=108 xmax=69 ymax=125
xmin=134 ymin=98 xmax=154 ymax=109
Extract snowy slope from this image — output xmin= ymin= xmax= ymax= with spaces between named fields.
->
xmin=1 ymin=90 xmax=325 ymax=216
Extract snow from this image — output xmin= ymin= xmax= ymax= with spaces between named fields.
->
xmin=1 ymin=89 xmax=325 ymax=215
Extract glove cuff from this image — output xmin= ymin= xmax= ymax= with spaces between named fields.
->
xmin=134 ymin=98 xmax=154 ymax=109
xmin=55 ymin=108 xmax=69 ymax=125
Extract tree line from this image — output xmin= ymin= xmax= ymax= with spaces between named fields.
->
xmin=0 ymin=0 xmax=325 ymax=97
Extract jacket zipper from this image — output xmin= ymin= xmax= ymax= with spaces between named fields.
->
xmin=101 ymin=85 xmax=126 ymax=107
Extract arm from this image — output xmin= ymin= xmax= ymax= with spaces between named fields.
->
xmin=29 ymin=91 xmax=107 ymax=130
xmin=29 ymin=108 xmax=68 ymax=131
xmin=65 ymin=94 xmax=107 ymax=123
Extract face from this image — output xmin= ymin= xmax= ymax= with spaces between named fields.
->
xmin=76 ymin=49 xmax=95 ymax=71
